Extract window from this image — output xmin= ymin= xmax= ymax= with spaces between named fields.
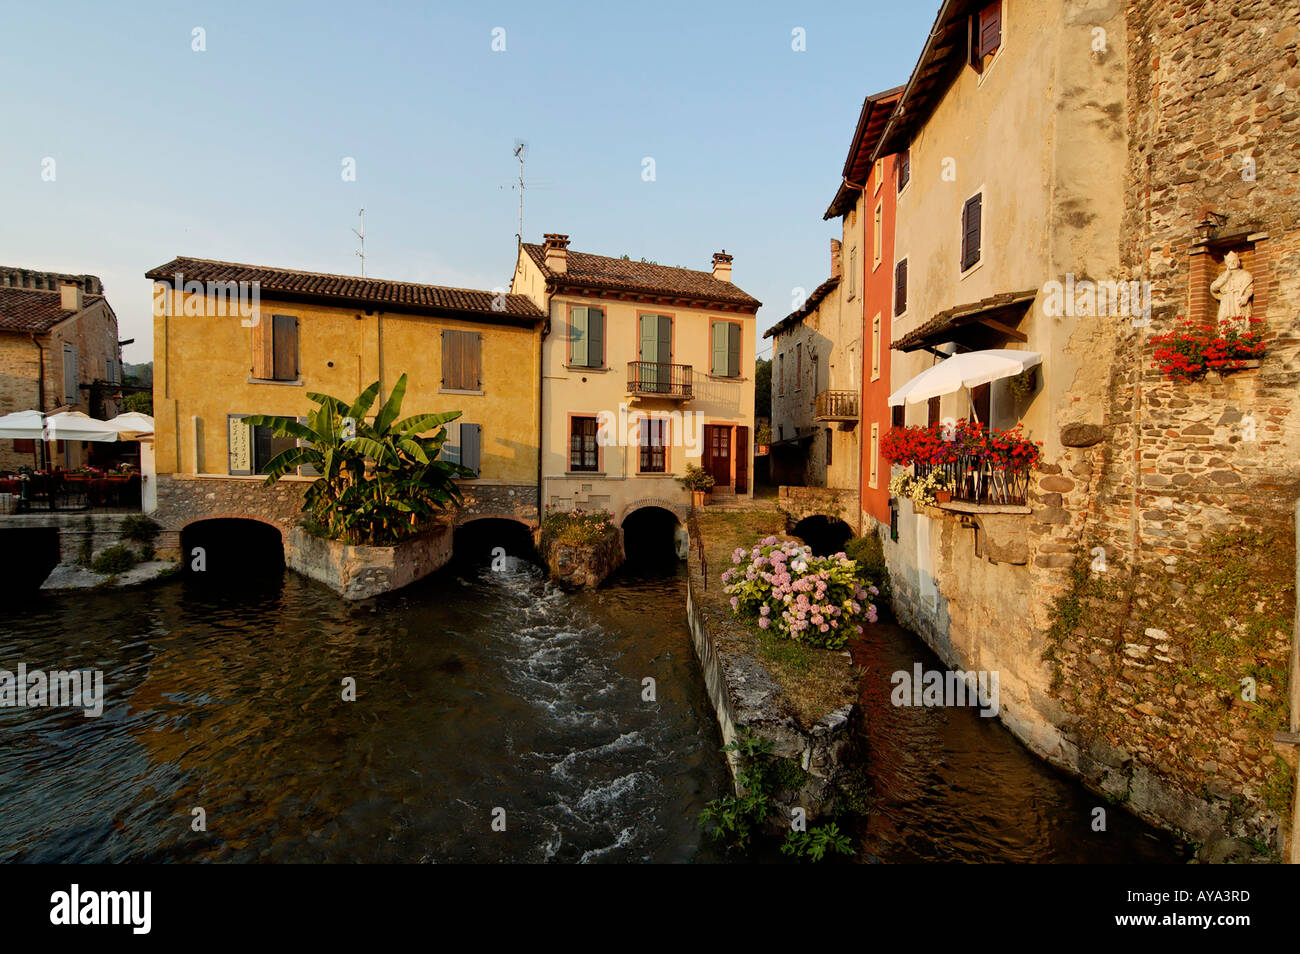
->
xmin=927 ymin=396 xmax=941 ymax=427
xmin=639 ymin=418 xmax=667 ymax=473
xmin=892 ymin=405 xmax=905 ymax=428
xmin=568 ymin=305 xmax=604 ymax=368
xmin=62 ymin=344 xmax=78 ymax=404
xmin=871 ymin=314 xmax=882 ymax=381
xmin=825 ymin=429 xmax=833 ymax=466
xmin=972 ymin=383 xmax=991 ymax=424
xmin=441 ymin=421 xmax=481 ymax=476
xmin=961 ymin=193 xmax=983 ymax=272
xmin=969 ymin=1 xmax=1002 ymax=72
xmin=894 ymin=259 xmax=908 ymax=316
xmin=711 ymin=321 xmax=742 ymax=377
xmin=897 ymin=149 xmax=911 ymax=193
xmin=13 ymin=439 xmax=35 ymax=453
xmin=106 ymin=354 xmax=119 ymax=384
xmin=873 ymin=202 xmax=883 ymax=270
xmin=778 ymin=352 xmax=785 ymax=396
xmin=442 ymin=329 xmax=482 ymax=391
xmin=253 ymin=423 xmax=298 ymax=475
xmin=253 ymin=314 xmax=298 ymax=381
xmin=569 ymin=416 xmax=598 ymax=472
xmin=638 ymin=313 xmax=673 ymax=392
xmin=869 ymin=423 xmax=879 ymax=489
xmin=795 ymin=343 xmax=803 ymax=390
xmin=873 ymin=159 xmax=884 ymax=193
xmin=847 ymin=247 xmax=857 ymax=299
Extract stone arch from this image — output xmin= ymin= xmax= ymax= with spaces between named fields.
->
xmin=618 ymin=496 xmax=688 ymax=527
xmin=453 ymin=512 xmax=533 ymax=530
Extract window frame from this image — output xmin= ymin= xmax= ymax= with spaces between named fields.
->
xmin=871 ymin=313 xmax=882 ymax=382
xmin=869 ymin=422 xmax=880 ymax=489
xmin=710 ymin=319 xmax=743 ymax=378
xmin=872 ymin=201 xmax=884 ymax=271
xmin=960 ymin=189 xmax=985 ymax=278
xmin=896 ymin=149 xmax=911 ymax=196
xmin=567 ymin=414 xmax=601 ymax=474
xmin=567 ymin=303 xmax=606 ymax=370
xmin=970 ymin=0 xmax=1005 ymax=82
xmin=441 ymin=327 xmax=484 ymax=394
xmin=637 ymin=416 xmax=669 ymax=474
xmin=893 ymin=257 xmax=909 ymax=318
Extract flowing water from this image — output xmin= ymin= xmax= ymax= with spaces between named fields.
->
xmin=0 ymin=550 xmax=1183 ymax=863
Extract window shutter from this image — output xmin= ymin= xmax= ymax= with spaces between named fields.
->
xmin=734 ymin=426 xmax=749 ymax=494
xmin=460 ymin=422 xmax=480 ymax=476
xmin=297 ymin=416 xmax=318 ymax=476
xmin=252 ymin=314 xmax=274 ymax=379
xmin=441 ymin=329 xmax=455 ymax=388
xmin=979 ymin=2 xmax=1002 ymax=58
xmin=897 ymin=150 xmax=911 ymax=192
xmin=927 ymin=396 xmax=941 ymax=427
xmin=658 ymin=315 xmax=672 ymax=363
xmin=468 ymin=332 xmax=482 ymax=389
xmin=711 ymin=321 xmax=727 ymax=375
xmin=639 ymin=314 xmax=656 ymax=363
xmin=442 ymin=420 xmax=461 ymax=465
xmin=894 ymin=260 xmax=908 ymax=316
xmin=727 ymin=322 xmax=741 ymax=378
xmin=273 ymin=314 xmax=298 ymax=380
xmin=62 ymin=346 xmax=78 ymax=403
xmin=569 ymin=306 xmax=588 ymax=366
xmin=441 ymin=330 xmax=481 ymax=390
xmin=588 ymin=307 xmax=604 ymax=368
xmin=228 ymin=414 xmax=251 ymax=475
xmin=962 ymin=195 xmax=982 ymax=271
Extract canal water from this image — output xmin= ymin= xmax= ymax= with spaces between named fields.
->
xmin=0 ymin=553 xmax=1183 ymax=863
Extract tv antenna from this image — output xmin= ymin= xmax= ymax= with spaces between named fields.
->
xmin=353 ymin=208 xmax=366 ymax=277
xmin=512 ymin=141 xmax=526 ymax=247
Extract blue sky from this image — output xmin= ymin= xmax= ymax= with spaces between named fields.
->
xmin=0 ymin=1 xmax=933 ymax=363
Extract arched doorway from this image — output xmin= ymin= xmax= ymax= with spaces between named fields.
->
xmin=791 ymin=515 xmax=853 ymax=556
xmin=621 ymin=506 xmax=686 ymax=565
xmin=180 ymin=518 xmax=284 ymax=578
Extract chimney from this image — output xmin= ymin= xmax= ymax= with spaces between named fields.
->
xmin=712 ymin=250 xmax=733 ymax=283
xmin=60 ymin=280 xmax=84 ymax=312
xmin=543 ymin=233 xmax=570 ymax=274
xmin=830 ymin=239 xmax=843 ymax=279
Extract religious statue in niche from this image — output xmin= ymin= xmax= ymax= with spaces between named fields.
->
xmin=1210 ymin=250 xmax=1254 ymax=321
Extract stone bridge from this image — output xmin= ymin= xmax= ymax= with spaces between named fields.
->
xmin=777 ymin=485 xmax=861 ymax=534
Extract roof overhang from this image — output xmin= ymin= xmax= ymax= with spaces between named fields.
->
xmin=824 ymin=85 xmax=906 ymax=220
xmin=893 ymin=289 xmax=1038 ymax=354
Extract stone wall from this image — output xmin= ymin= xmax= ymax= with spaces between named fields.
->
xmin=152 ymin=474 xmax=308 ymax=556
xmin=539 ymin=528 xmax=623 ymax=589
xmin=454 ymin=482 xmax=538 ymax=526
xmin=778 ymin=485 xmax=860 ymax=533
xmin=285 ymin=523 xmax=452 ymax=599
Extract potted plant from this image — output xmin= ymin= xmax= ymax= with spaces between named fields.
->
xmin=679 ymin=463 xmax=716 ymax=507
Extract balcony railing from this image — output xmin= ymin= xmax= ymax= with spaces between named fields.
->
xmin=627 ymin=361 xmax=693 ymax=400
xmin=914 ymin=460 xmax=1031 ymax=507
xmin=814 ymin=389 xmax=859 ymax=422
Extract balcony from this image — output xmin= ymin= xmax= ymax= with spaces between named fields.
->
xmin=814 ymin=389 xmax=859 ymax=423
xmin=627 ymin=361 xmax=693 ymax=401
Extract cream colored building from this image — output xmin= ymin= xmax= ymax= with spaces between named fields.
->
xmin=511 ymin=234 xmax=760 ymax=526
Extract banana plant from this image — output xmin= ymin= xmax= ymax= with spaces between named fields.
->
xmin=245 ymin=374 xmax=473 ymax=545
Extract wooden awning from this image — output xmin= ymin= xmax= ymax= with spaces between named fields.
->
xmin=893 ymin=289 xmax=1037 ymax=355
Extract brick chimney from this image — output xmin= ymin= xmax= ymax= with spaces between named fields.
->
xmin=59 ymin=280 xmax=84 ymax=312
xmin=830 ymin=239 xmax=842 ymax=279
xmin=712 ymin=251 xmax=733 ymax=283
xmin=543 ymin=233 xmax=569 ymax=274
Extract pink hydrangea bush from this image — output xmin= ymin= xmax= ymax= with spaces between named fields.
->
xmin=719 ymin=536 xmax=879 ymax=650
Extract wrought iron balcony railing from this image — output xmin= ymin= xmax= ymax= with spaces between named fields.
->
xmin=627 ymin=361 xmax=693 ymax=400
xmin=814 ymin=389 xmax=859 ymax=422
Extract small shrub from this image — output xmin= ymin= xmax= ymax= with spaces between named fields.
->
xmin=139 ymin=544 xmax=156 ymax=562
xmin=540 ymin=508 xmax=615 ymax=546
xmin=91 ymin=545 xmax=138 ymax=575
xmin=119 ymin=515 xmax=162 ymax=544
xmin=77 ymin=515 xmax=94 ymax=567
xmin=845 ymin=533 xmax=891 ymax=605
xmin=677 ymin=463 xmax=716 ymax=493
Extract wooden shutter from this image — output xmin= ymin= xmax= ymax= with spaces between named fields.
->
xmin=962 ymin=194 xmax=982 ymax=271
xmin=727 ymin=322 xmax=741 ymax=378
xmin=570 ymin=306 xmax=588 ymax=366
xmin=979 ymin=2 xmax=1002 ymax=58
xmin=460 ymin=423 xmax=480 ymax=476
xmin=272 ymin=314 xmax=298 ymax=380
xmin=927 ymin=396 xmax=941 ymax=427
xmin=588 ymin=307 xmax=604 ymax=368
xmin=252 ymin=314 xmax=274 ymax=379
xmin=897 ymin=149 xmax=910 ymax=192
xmin=894 ymin=260 xmax=907 ymax=316
xmin=62 ymin=346 xmax=78 ymax=403
xmin=442 ymin=330 xmax=482 ymax=390
xmin=228 ymin=414 xmax=251 ymax=474
xmin=711 ymin=322 xmax=726 ymax=375
xmin=639 ymin=314 xmax=656 ymax=363
xmin=972 ymin=383 xmax=991 ymax=423
xmin=734 ymin=426 xmax=749 ymax=494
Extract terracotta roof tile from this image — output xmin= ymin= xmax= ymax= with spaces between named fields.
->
xmin=144 ymin=257 xmax=545 ymax=325
xmin=893 ymin=289 xmax=1038 ymax=351
xmin=521 ymin=244 xmax=760 ymax=310
xmin=0 ymin=287 xmax=105 ymax=333
xmin=763 ymin=277 xmax=840 ymax=339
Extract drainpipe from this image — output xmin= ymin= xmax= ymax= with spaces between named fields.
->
xmin=537 ymin=290 xmax=551 ymax=530
xmin=29 ymin=333 xmax=47 ymax=471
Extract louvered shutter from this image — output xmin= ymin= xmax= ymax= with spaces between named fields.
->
xmin=979 ymin=2 xmax=1002 ymax=58
xmin=727 ymin=322 xmax=741 ymax=378
xmin=962 ymin=195 xmax=982 ymax=271
xmin=442 ymin=420 xmax=461 ymax=465
xmin=894 ymin=260 xmax=908 ymax=316
xmin=570 ymin=306 xmax=588 ymax=366
xmin=588 ymin=307 xmax=604 ymax=368
xmin=711 ymin=321 xmax=727 ymax=375
xmin=273 ymin=314 xmax=298 ymax=380
xmin=252 ymin=314 xmax=274 ymax=379
xmin=467 ymin=332 xmax=482 ymax=389
xmin=734 ymin=426 xmax=749 ymax=493
xmin=62 ymin=346 xmax=78 ymax=403
xmin=460 ymin=423 xmax=480 ymax=476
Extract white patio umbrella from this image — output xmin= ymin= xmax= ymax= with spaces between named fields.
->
xmin=105 ymin=411 xmax=154 ymax=440
xmin=888 ymin=349 xmax=1042 ymax=407
xmin=0 ymin=409 xmax=49 ymax=440
xmin=43 ymin=411 xmax=120 ymax=442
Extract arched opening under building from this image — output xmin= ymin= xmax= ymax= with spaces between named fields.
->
xmin=180 ymin=519 xmax=284 ymax=579
xmin=792 ymin=515 xmax=853 ymax=557
xmin=0 ymin=528 xmax=61 ymax=595
xmin=621 ymin=506 xmax=686 ymax=566
xmin=452 ymin=518 xmax=537 ymax=569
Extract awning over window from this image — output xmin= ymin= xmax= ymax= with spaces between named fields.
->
xmin=893 ymin=289 xmax=1037 ymax=354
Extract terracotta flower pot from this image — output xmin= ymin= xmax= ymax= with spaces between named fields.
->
xmin=692 ymin=490 xmax=711 ymax=508
xmin=935 ymin=490 xmax=952 ymax=504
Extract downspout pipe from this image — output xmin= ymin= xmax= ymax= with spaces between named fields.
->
xmin=537 ymin=289 xmax=551 ymax=530
xmin=29 ymin=333 xmax=46 ymax=471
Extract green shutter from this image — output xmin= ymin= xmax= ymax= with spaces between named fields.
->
xmin=570 ymin=306 xmax=588 ymax=366
xmin=639 ymin=314 xmax=657 ymax=362
xmin=727 ymin=322 xmax=741 ymax=377
xmin=461 ymin=422 xmax=480 ymax=476
xmin=588 ymin=307 xmax=604 ymax=367
xmin=711 ymin=321 xmax=727 ymax=375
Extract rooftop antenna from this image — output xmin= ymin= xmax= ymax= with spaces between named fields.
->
xmin=353 ymin=208 xmax=366 ymax=277
xmin=513 ymin=140 xmax=527 ymax=247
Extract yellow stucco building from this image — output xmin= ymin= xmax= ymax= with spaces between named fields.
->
xmin=511 ymin=235 xmax=761 ymax=527
xmin=146 ymin=256 xmax=545 ymax=536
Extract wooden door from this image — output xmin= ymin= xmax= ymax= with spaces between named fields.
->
xmin=705 ymin=425 xmax=731 ymax=488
